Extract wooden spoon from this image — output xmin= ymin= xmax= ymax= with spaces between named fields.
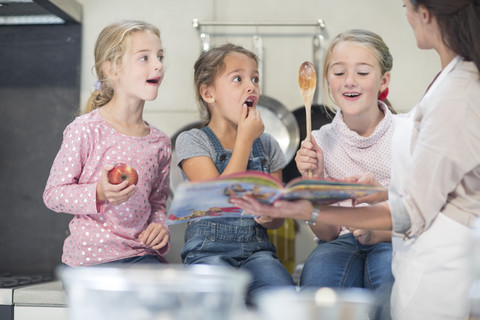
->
xmin=298 ymin=61 xmax=317 ymax=177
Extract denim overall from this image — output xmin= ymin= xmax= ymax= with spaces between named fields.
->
xmin=181 ymin=127 xmax=295 ymax=304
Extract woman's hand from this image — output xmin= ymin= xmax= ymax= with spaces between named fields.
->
xmin=96 ymin=165 xmax=136 ymax=204
xmin=231 ymin=195 xmax=393 ymax=231
xmin=138 ymin=223 xmax=169 ymax=250
xmin=345 ymin=173 xmax=388 ymax=205
xmin=231 ymin=196 xmax=313 ymax=221
xmin=295 ymin=139 xmax=325 ymax=178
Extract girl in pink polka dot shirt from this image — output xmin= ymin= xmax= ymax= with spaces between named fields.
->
xmin=43 ymin=20 xmax=171 ymax=267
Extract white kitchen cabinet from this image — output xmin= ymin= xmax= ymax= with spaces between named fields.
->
xmin=14 ymin=306 xmax=67 ymax=320
xmin=13 ymin=281 xmax=67 ymax=320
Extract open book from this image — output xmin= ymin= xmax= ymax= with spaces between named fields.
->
xmin=166 ymin=171 xmax=383 ymax=225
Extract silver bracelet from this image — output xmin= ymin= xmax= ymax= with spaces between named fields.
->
xmin=305 ymin=206 xmax=320 ymax=225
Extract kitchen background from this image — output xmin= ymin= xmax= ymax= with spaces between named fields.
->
xmin=1 ymin=0 xmax=439 ymax=275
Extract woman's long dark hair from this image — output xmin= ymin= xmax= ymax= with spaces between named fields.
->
xmin=410 ymin=0 xmax=480 ymax=72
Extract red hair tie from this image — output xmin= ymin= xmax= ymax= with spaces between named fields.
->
xmin=378 ymin=88 xmax=389 ymax=101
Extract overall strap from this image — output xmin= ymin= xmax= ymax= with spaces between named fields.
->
xmin=252 ymin=138 xmax=266 ymax=160
xmin=252 ymin=138 xmax=268 ymax=170
xmin=201 ymin=126 xmax=225 ymax=154
xmin=201 ymin=126 xmax=229 ymax=174
xmin=201 ymin=126 xmax=267 ymax=172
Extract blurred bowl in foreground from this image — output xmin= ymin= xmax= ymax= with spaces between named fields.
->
xmin=58 ymin=264 xmax=251 ymax=320
xmin=257 ymin=287 xmax=374 ymax=320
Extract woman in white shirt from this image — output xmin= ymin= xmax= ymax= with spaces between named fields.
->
xmin=231 ymin=0 xmax=480 ymax=318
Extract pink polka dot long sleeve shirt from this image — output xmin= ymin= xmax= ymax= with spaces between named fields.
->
xmin=43 ymin=109 xmax=171 ymax=266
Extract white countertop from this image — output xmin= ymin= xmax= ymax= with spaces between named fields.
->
xmin=0 ymin=287 xmax=15 ymax=305
xmin=13 ymin=281 xmax=66 ymax=306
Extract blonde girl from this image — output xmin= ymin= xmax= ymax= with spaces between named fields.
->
xmin=43 ymin=20 xmax=171 ymax=266
xmin=295 ymin=29 xmax=398 ymax=320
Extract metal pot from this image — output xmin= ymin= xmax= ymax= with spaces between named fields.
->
xmin=252 ymin=34 xmax=299 ymax=177
xmin=257 ymin=95 xmax=300 ymax=165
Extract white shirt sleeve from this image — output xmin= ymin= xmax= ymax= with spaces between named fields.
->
xmin=394 ymin=66 xmax=480 ymax=236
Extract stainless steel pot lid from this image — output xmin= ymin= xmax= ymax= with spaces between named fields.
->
xmin=257 ymin=95 xmax=299 ymax=164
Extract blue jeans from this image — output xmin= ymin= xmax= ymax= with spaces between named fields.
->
xmin=300 ymin=233 xmax=393 ymax=320
xmin=182 ymin=219 xmax=295 ymax=305
xmin=98 ymin=255 xmax=165 ymax=266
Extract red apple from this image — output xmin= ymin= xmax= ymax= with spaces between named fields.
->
xmin=108 ymin=163 xmax=138 ymax=186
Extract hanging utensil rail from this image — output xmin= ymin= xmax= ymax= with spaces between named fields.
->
xmin=193 ymin=18 xmax=326 ymax=30
xmin=192 ymin=18 xmax=328 ymax=105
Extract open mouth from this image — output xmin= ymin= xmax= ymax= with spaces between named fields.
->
xmin=343 ymin=93 xmax=360 ymax=98
xmin=244 ymin=96 xmax=257 ymax=107
xmin=147 ymin=78 xmax=160 ymax=84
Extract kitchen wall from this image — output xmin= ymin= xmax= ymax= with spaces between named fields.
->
xmin=0 ymin=24 xmax=81 ymax=274
xmin=78 ymin=0 xmax=440 ymax=264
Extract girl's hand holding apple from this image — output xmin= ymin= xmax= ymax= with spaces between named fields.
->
xmin=96 ymin=164 xmax=136 ymax=204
